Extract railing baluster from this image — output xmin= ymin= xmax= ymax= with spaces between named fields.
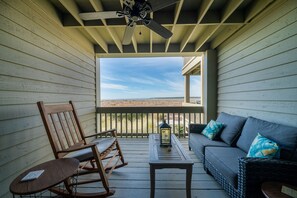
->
xmin=109 ymin=113 xmax=112 ymax=137
xmin=167 ymin=113 xmax=169 ymax=125
xmin=141 ymin=113 xmax=144 ymax=138
xmin=99 ymin=112 xmax=102 ymax=132
xmin=120 ymin=113 xmax=122 ymax=136
xmin=152 ymin=113 xmax=154 ymax=134
xmin=173 ymin=113 xmax=175 ymax=135
xmin=125 ymin=113 xmax=128 ymax=138
xmin=136 ymin=113 xmax=138 ymax=138
xmin=129 ymin=113 xmax=132 ymax=137
xmin=188 ymin=113 xmax=191 ymax=136
xmin=115 ymin=113 xmax=117 ymax=132
xmin=182 ymin=113 xmax=185 ymax=137
xmin=146 ymin=113 xmax=149 ymax=136
xmin=177 ymin=113 xmax=180 ymax=138
xmin=104 ymin=113 xmax=107 ymax=132
xmin=157 ymin=113 xmax=160 ymax=133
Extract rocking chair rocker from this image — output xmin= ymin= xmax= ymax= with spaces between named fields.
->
xmin=37 ymin=101 xmax=128 ymax=197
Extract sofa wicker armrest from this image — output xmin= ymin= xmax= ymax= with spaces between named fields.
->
xmin=188 ymin=124 xmax=207 ymax=151
xmin=238 ymin=157 xmax=297 ymax=198
xmin=189 ymin=124 xmax=207 ymax=134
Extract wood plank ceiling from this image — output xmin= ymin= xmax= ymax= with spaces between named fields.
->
xmin=34 ymin=0 xmax=276 ymax=57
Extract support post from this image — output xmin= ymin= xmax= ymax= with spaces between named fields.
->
xmin=201 ymin=50 xmax=217 ymax=123
xmin=96 ymin=58 xmax=101 ymax=132
xmin=184 ymin=74 xmax=190 ymax=103
xmin=96 ymin=58 xmax=101 ymax=107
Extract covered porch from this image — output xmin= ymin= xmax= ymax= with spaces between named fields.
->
xmin=1 ymin=0 xmax=297 ymax=197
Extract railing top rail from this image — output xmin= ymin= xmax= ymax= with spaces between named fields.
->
xmin=96 ymin=106 xmax=204 ymax=114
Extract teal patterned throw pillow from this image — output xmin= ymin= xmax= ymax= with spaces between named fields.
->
xmin=247 ymin=133 xmax=280 ymax=158
xmin=201 ymin=120 xmax=224 ymax=140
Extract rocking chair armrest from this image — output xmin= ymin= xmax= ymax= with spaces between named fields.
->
xmin=57 ymin=143 xmax=97 ymax=153
xmin=84 ymin=129 xmax=117 ymax=138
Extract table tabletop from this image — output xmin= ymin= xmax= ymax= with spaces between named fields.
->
xmin=10 ymin=158 xmax=79 ymax=195
xmin=149 ymin=134 xmax=193 ymax=165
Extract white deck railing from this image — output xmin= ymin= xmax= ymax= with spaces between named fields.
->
xmin=96 ymin=106 xmax=204 ymax=137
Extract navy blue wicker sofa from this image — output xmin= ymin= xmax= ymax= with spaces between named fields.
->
xmin=189 ymin=112 xmax=297 ymax=198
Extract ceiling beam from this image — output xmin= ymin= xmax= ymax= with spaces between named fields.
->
xmin=222 ymin=0 xmax=242 ymax=21
xmin=211 ymin=25 xmax=241 ymax=48
xmin=90 ymin=0 xmax=123 ymax=53
xmin=194 ymin=0 xmax=243 ymax=52
xmin=58 ymin=0 xmax=108 ymax=53
xmin=30 ymin=0 xmax=62 ymax=25
xmin=245 ymin=0 xmax=274 ymax=22
xmin=180 ymin=0 xmax=214 ymax=52
xmin=59 ymin=0 xmax=83 ymax=25
xmin=165 ymin=0 xmax=184 ymax=52
xmin=131 ymin=36 xmax=138 ymax=53
xmin=88 ymin=28 xmax=109 ymax=52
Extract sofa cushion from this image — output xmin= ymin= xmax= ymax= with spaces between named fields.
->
xmin=216 ymin=112 xmax=247 ymax=146
xmin=201 ymin=120 xmax=224 ymax=140
xmin=190 ymin=133 xmax=229 ymax=156
xmin=247 ymin=133 xmax=280 ymax=158
xmin=236 ymin=117 xmax=297 ymax=160
xmin=205 ymin=147 xmax=247 ymax=188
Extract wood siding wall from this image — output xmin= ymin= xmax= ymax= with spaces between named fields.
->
xmin=0 ymin=0 xmax=96 ymax=197
xmin=217 ymin=0 xmax=297 ymax=127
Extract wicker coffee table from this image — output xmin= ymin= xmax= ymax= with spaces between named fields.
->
xmin=149 ymin=134 xmax=194 ymax=198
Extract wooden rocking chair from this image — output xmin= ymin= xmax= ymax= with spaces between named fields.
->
xmin=37 ymin=101 xmax=128 ymax=197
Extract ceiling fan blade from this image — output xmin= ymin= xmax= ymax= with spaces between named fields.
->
xmin=148 ymin=0 xmax=179 ymax=12
xmin=143 ymin=19 xmax=172 ymax=39
xmin=79 ymin=11 xmax=123 ymax=20
xmin=122 ymin=22 xmax=136 ymax=45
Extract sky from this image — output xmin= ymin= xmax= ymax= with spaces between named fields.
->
xmin=100 ymin=57 xmax=201 ymax=100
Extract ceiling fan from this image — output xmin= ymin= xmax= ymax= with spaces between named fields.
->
xmin=79 ymin=0 xmax=179 ymax=45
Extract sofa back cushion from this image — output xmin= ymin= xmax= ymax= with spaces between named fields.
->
xmin=216 ymin=112 xmax=247 ymax=146
xmin=236 ymin=117 xmax=297 ymax=160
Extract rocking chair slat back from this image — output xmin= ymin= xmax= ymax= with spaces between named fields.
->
xmin=37 ymin=102 xmax=85 ymax=158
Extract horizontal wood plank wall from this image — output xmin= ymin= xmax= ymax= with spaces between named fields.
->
xmin=217 ymin=0 xmax=297 ymax=127
xmin=0 ymin=0 xmax=96 ymax=197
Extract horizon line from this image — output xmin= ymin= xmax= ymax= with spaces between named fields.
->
xmin=101 ymin=96 xmax=201 ymax=100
